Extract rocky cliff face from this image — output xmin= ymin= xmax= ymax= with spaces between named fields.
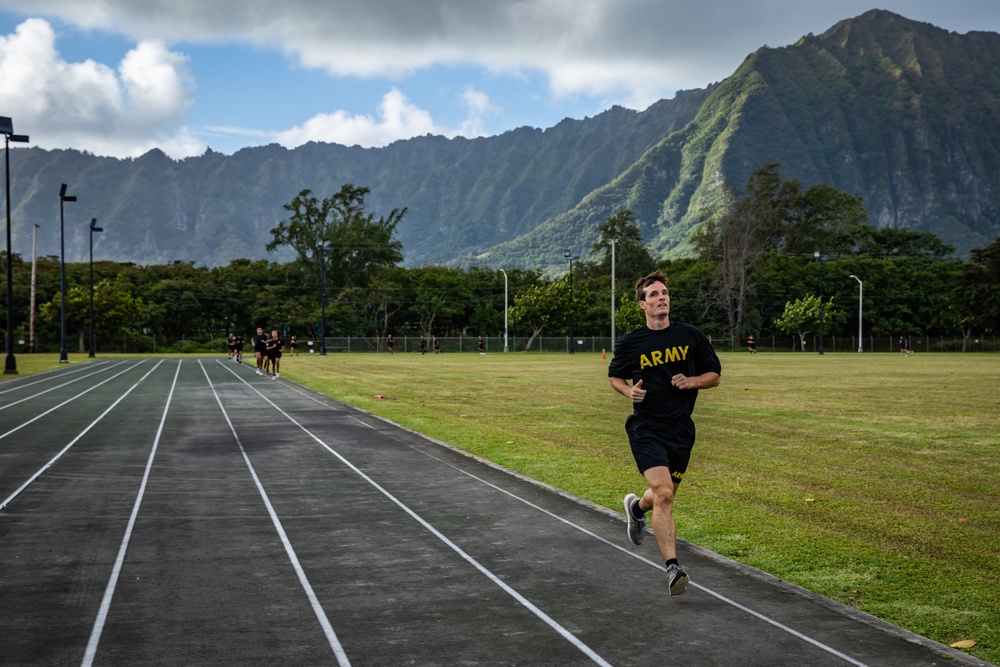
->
xmin=5 ymin=11 xmax=998 ymax=269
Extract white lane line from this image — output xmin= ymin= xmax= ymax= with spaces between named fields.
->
xmin=215 ymin=360 xmax=613 ymax=667
xmin=0 ymin=361 xmax=145 ymax=444
xmin=0 ymin=360 xmax=130 ymax=411
xmin=386 ymin=445 xmax=871 ymax=667
xmin=276 ymin=383 xmax=871 ymax=667
xmin=80 ymin=360 xmax=182 ymax=667
xmin=199 ymin=361 xmax=352 ymax=667
xmin=0 ymin=361 xmax=108 ymax=396
xmin=0 ymin=361 xmax=165 ymax=512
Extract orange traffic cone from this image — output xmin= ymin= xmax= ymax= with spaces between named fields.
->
xmin=601 ymin=348 xmax=606 ymax=359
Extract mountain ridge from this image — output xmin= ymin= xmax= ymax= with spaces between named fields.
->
xmin=4 ymin=10 xmax=998 ymax=269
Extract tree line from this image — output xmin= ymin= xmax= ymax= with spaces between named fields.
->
xmin=2 ymin=169 xmax=998 ymax=353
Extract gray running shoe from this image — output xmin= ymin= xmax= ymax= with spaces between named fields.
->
xmin=666 ymin=563 xmax=689 ymax=596
xmin=623 ymin=493 xmax=646 ymax=545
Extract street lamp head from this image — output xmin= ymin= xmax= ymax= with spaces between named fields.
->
xmin=60 ymin=183 xmax=77 ymax=202
xmin=9 ymin=134 xmax=29 ymax=143
xmin=564 ymin=249 xmax=571 ymax=259
xmin=0 ymin=116 xmax=12 ymax=134
xmin=90 ymin=218 xmax=103 ymax=233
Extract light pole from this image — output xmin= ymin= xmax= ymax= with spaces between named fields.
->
xmin=610 ymin=238 xmax=616 ymax=352
xmin=59 ymin=184 xmax=76 ymax=363
xmin=319 ymin=245 xmax=333 ymax=355
xmin=88 ymin=218 xmax=103 ymax=358
xmin=29 ymin=224 xmax=38 ymax=353
xmin=499 ymin=268 xmax=508 ymax=353
xmin=813 ymin=250 xmax=825 ymax=355
xmin=849 ymin=274 xmax=863 ymax=353
xmin=2 ymin=116 xmax=29 ymax=374
xmin=564 ymin=249 xmax=577 ymax=354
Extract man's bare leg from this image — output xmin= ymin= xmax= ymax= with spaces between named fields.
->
xmin=639 ymin=466 xmax=679 ymax=561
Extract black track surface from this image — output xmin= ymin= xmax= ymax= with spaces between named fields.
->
xmin=0 ymin=359 xmax=991 ymax=666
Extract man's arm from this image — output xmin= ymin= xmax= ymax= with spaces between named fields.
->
xmin=670 ymin=372 xmax=721 ymax=391
xmin=610 ymin=377 xmax=646 ymax=403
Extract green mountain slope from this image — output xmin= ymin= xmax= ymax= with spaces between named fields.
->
xmin=4 ymin=91 xmax=706 ymax=267
xmin=484 ymin=9 xmax=1000 ymax=269
xmin=4 ymin=10 xmax=998 ymax=269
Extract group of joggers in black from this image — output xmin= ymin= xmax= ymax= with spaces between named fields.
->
xmin=228 ymin=328 xmax=293 ymax=379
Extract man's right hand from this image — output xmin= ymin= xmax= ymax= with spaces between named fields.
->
xmin=630 ymin=379 xmax=646 ymax=403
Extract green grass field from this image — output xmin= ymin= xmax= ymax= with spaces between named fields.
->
xmin=9 ymin=351 xmax=998 ymax=662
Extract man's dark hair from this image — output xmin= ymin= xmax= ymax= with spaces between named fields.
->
xmin=635 ymin=270 xmax=668 ymax=301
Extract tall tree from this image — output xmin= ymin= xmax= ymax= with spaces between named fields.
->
xmin=267 ymin=184 xmax=406 ymax=292
xmin=694 ymin=164 xmax=796 ymax=337
xmin=591 ymin=209 xmax=656 ymax=278
xmin=774 ymin=295 xmax=844 ymax=351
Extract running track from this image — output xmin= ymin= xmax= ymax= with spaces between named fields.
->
xmin=0 ymin=359 xmax=990 ymax=666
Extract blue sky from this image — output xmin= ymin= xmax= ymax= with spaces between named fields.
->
xmin=2 ymin=1 xmax=999 ymax=159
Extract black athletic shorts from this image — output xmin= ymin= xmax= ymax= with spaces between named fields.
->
xmin=625 ymin=413 xmax=696 ymax=483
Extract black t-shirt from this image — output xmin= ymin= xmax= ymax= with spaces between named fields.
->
xmin=267 ymin=337 xmax=283 ymax=356
xmin=608 ymin=322 xmax=722 ymax=420
xmin=253 ymin=332 xmax=267 ymax=352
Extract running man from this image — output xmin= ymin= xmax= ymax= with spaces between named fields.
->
xmin=234 ymin=333 xmax=244 ymax=364
xmin=433 ymin=336 xmax=441 ymax=354
xmin=478 ymin=336 xmax=486 ymax=355
xmin=608 ymin=270 xmax=721 ymax=596
xmin=267 ymin=330 xmax=284 ymax=379
xmin=419 ymin=336 xmax=427 ymax=355
xmin=387 ymin=333 xmax=395 ymax=355
xmin=252 ymin=327 xmax=268 ymax=375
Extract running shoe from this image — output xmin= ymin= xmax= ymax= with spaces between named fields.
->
xmin=666 ymin=563 xmax=689 ymax=596
xmin=623 ymin=493 xmax=646 ymax=545
xmin=274 ymin=373 xmax=279 ymax=379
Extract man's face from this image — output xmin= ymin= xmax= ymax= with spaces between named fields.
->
xmin=256 ymin=328 xmax=263 ymax=334
xmin=638 ymin=281 xmax=670 ymax=318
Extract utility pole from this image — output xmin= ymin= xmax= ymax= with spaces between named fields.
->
xmin=29 ymin=224 xmax=37 ymax=353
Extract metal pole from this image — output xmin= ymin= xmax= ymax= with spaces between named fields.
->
xmin=320 ymin=246 xmax=327 ymax=355
xmin=814 ymin=251 xmax=824 ymax=355
xmin=90 ymin=225 xmax=94 ymax=357
xmin=58 ymin=184 xmax=75 ymax=363
xmin=500 ymin=268 xmax=508 ymax=353
xmin=566 ymin=252 xmax=575 ymax=354
xmin=610 ymin=239 xmax=616 ymax=352
xmin=29 ymin=224 xmax=37 ymax=353
xmin=89 ymin=219 xmax=102 ymax=358
xmin=850 ymin=275 xmax=863 ymax=352
xmin=4 ymin=135 xmax=15 ymax=373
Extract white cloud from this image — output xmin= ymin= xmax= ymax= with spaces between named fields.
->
xmin=5 ymin=1 xmax=1000 ymax=102
xmin=275 ymin=88 xmax=438 ymax=148
xmin=457 ymin=87 xmax=496 ymax=138
xmin=275 ymin=86 xmax=499 ymax=149
xmin=0 ymin=17 xmax=200 ymax=158
xmin=3 ymin=1 xmax=1000 ymax=156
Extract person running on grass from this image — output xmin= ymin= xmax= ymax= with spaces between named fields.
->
xmin=608 ymin=270 xmax=722 ymax=596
